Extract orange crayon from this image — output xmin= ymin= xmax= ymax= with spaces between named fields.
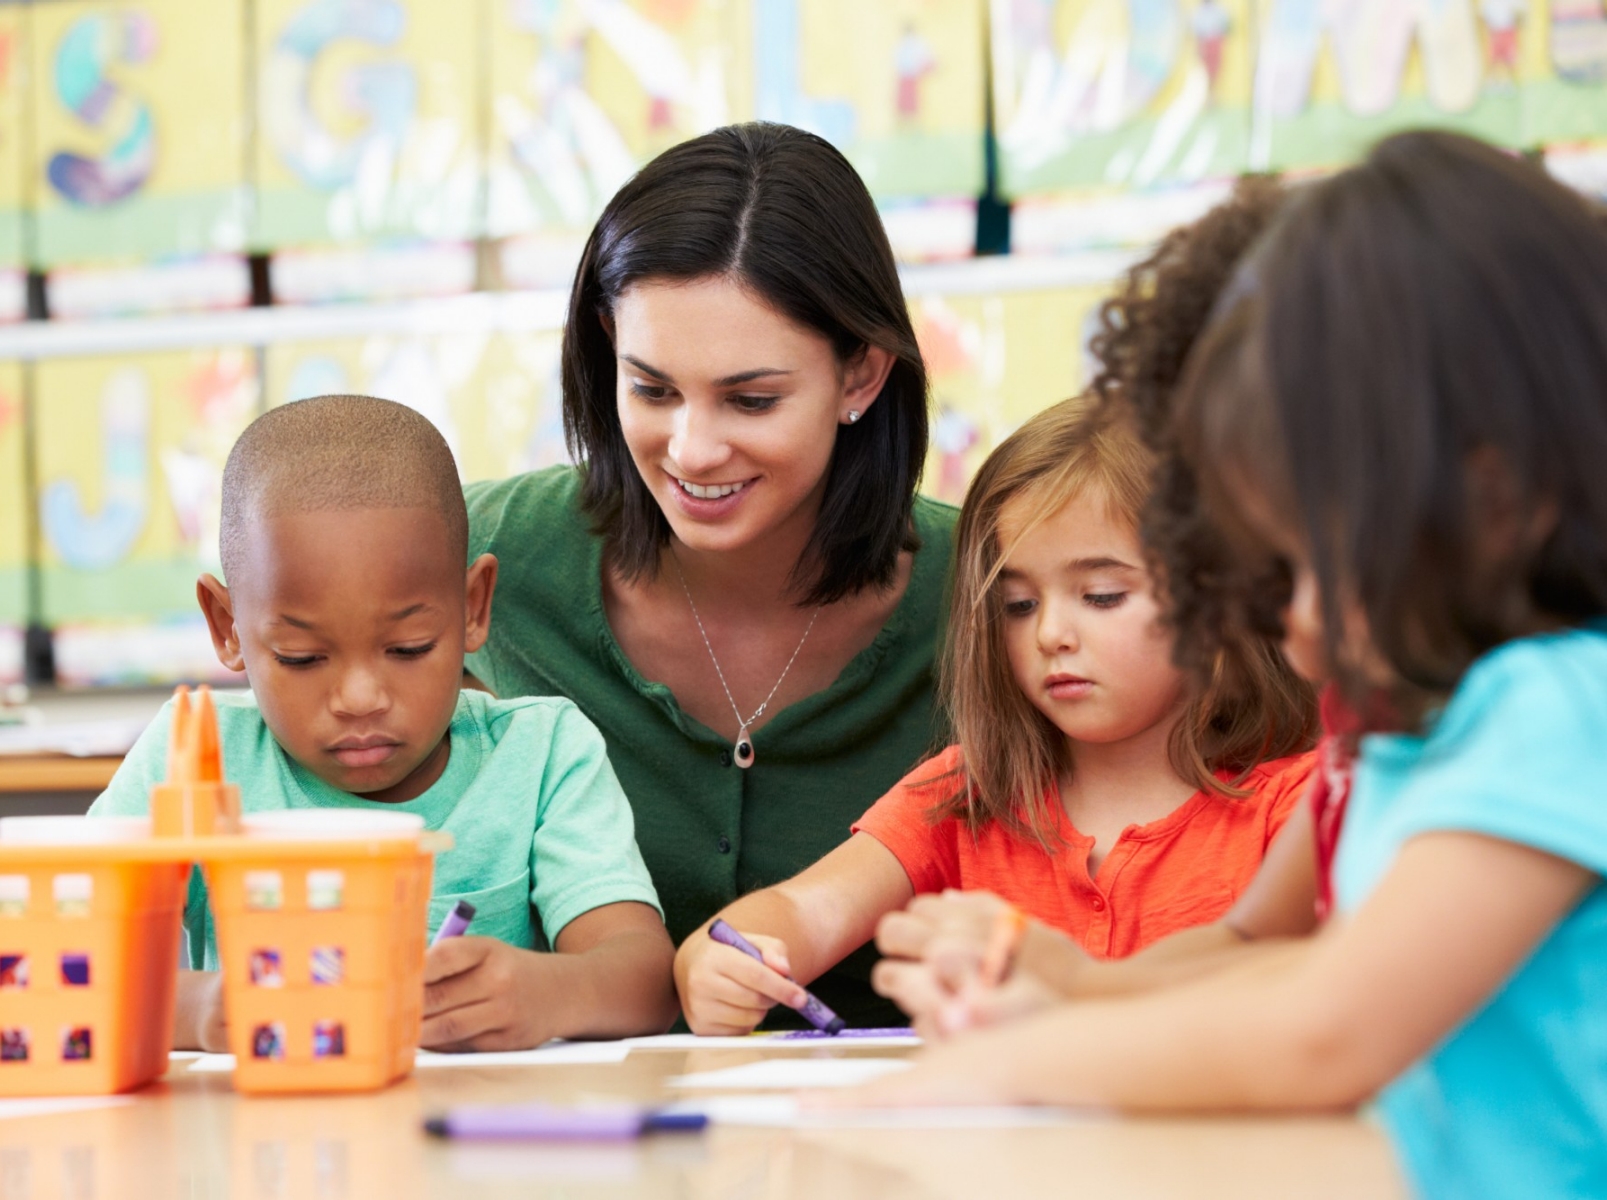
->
xmin=152 ymin=684 xmax=241 ymax=836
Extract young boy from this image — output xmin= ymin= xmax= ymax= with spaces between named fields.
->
xmin=91 ymin=395 xmax=677 ymax=1051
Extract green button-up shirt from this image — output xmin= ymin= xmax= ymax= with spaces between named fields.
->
xmin=465 ymin=466 xmax=957 ymax=1027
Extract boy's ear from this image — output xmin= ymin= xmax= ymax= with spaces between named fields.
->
xmin=464 ymin=554 xmax=498 ymax=655
xmin=197 ymin=574 xmax=246 ymax=673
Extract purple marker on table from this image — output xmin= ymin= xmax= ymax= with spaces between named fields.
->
xmin=424 ymin=1102 xmax=707 ymax=1141
xmin=708 ymin=918 xmax=846 ymax=1035
xmin=430 ymin=899 xmax=477 ymax=947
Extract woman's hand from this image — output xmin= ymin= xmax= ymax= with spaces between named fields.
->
xmin=673 ymin=927 xmax=809 ymax=1036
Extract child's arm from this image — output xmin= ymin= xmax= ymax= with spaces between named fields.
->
xmin=173 ymin=970 xmax=229 ymax=1052
xmin=674 ymin=834 xmax=915 ymax=1035
xmin=833 ymin=831 xmax=1592 ymax=1110
xmin=419 ymin=901 xmax=675 ymax=1050
xmin=873 ymin=801 xmax=1321 ymax=1028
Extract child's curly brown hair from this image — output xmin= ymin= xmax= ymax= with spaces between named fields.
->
xmin=1089 ymin=176 xmax=1313 ymax=720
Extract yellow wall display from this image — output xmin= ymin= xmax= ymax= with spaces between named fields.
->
xmin=486 ymin=0 xmax=745 ymax=242
xmin=35 ymin=349 xmax=261 ymax=625
xmin=755 ymin=0 xmax=986 ymax=198
xmin=909 ymin=283 xmax=1110 ymax=506
xmin=0 ymin=358 xmax=26 ymax=634
xmin=255 ymin=0 xmax=480 ymax=249
xmin=0 ymin=4 xmax=26 ymax=272
xmin=30 ymin=0 xmax=248 ymax=266
xmin=993 ymin=0 xmax=1255 ymax=195
xmin=265 ymin=330 xmax=568 ymax=484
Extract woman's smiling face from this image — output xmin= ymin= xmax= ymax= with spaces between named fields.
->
xmin=610 ymin=275 xmax=888 ymax=558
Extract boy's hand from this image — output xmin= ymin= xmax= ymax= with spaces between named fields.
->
xmin=174 ymin=970 xmax=229 ymax=1052
xmin=673 ymin=927 xmax=808 ymax=1036
xmin=421 ymin=936 xmax=556 ymax=1051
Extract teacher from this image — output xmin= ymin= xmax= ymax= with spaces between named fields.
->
xmin=464 ymin=123 xmax=956 ymax=1027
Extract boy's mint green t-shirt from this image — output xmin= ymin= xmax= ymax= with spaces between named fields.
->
xmin=89 ymin=689 xmax=663 ymax=969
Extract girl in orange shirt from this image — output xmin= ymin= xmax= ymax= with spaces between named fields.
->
xmin=674 ymin=394 xmax=1316 ymax=1034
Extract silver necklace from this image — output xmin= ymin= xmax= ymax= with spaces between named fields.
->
xmin=669 ymin=555 xmax=822 ymax=769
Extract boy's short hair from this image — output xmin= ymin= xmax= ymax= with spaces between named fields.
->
xmin=219 ymin=395 xmax=466 ymax=584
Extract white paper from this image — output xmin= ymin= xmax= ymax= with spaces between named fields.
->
xmin=626 ymin=1030 xmax=921 ymax=1051
xmin=659 ymin=1094 xmax=1089 ymax=1128
xmin=415 ymin=1041 xmax=632 ymax=1068
xmin=0 ymin=1097 xmax=135 ymax=1121
xmin=668 ymin=1057 xmax=913 ymax=1090
xmin=187 ymin=1040 xmax=632 ymax=1074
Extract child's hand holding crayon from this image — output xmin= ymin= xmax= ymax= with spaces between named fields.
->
xmin=674 ymin=926 xmax=811 ymax=1036
xmin=421 ymin=936 xmax=561 ymax=1051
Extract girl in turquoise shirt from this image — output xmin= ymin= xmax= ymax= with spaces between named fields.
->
xmin=834 ymin=130 xmax=1607 ymax=1199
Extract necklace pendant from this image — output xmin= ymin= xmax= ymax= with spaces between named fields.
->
xmin=734 ymin=738 xmax=755 ymax=769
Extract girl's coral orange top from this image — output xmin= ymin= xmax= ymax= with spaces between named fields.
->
xmin=852 ymin=746 xmax=1315 ymax=958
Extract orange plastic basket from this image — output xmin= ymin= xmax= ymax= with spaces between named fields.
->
xmin=204 ymin=835 xmax=437 ymax=1094
xmin=0 ymin=849 xmax=189 ymax=1096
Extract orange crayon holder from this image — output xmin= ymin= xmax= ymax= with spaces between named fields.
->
xmin=0 ymin=687 xmax=447 ymax=1097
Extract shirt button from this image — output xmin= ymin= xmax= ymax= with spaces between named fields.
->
xmin=717 ymin=835 xmax=732 ymax=854
xmin=719 ymin=749 xmax=732 ymax=768
xmin=1090 ymin=895 xmax=1107 ymax=912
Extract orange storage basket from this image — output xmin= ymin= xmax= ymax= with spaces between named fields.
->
xmin=204 ymin=836 xmax=435 ymax=1094
xmin=0 ymin=850 xmax=189 ymax=1096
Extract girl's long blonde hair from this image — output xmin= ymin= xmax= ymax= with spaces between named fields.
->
xmin=932 ymin=396 xmax=1316 ymax=847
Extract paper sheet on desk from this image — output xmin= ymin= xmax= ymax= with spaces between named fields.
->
xmin=660 ymin=1095 xmax=1087 ymax=1129
xmin=0 ymin=1097 xmax=135 ymax=1121
xmin=0 ymin=717 xmax=149 ymax=757
xmin=668 ymin=1058 xmax=913 ymax=1090
xmin=187 ymin=1040 xmax=631 ymax=1073
xmin=627 ymin=1029 xmax=921 ymax=1050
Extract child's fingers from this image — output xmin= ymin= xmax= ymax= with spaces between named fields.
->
xmin=739 ymin=932 xmax=794 ymax=979
xmin=874 ymin=909 xmax=937 ymax=959
xmin=423 ymin=935 xmax=494 ymax=985
xmin=707 ymin=943 xmax=808 ymax=1009
xmin=419 ymin=997 xmax=503 ymax=1050
xmin=871 ymin=959 xmax=955 ymax=1019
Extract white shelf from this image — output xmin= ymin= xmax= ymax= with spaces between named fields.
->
xmin=0 ymin=252 xmax=1141 ymax=361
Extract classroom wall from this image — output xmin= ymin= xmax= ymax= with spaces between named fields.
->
xmin=8 ymin=0 xmax=1607 ymax=686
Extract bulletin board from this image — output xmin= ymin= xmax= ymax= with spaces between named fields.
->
xmin=0 ymin=3 xmax=26 ymax=275
xmin=264 ymin=329 xmax=568 ymax=484
xmin=30 ymin=0 xmax=249 ymax=266
xmin=34 ymin=348 xmax=260 ymax=627
xmin=992 ymin=0 xmax=1255 ymax=196
xmin=909 ymin=282 xmax=1110 ymax=506
xmin=752 ymin=0 xmax=986 ymax=200
xmin=253 ymin=0 xmax=480 ymax=249
xmin=0 ymin=359 xmax=27 ymax=640
xmin=486 ymin=0 xmax=745 ymax=243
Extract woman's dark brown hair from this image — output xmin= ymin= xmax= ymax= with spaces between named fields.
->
xmin=1171 ymin=130 xmax=1607 ymax=710
xmin=562 ymin=122 xmax=929 ymax=605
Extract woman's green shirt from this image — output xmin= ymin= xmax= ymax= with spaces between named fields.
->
xmin=465 ymin=466 xmax=957 ymax=1027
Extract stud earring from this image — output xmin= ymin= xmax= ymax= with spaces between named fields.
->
xmin=845 ymin=410 xmax=861 ymax=424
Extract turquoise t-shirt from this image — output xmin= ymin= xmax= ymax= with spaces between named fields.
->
xmin=89 ymin=689 xmax=663 ymax=969
xmin=1334 ymin=626 xmax=1607 ymax=1200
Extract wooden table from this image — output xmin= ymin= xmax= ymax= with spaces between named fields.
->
xmin=0 ymin=1045 xmax=1406 ymax=1199
xmin=0 ymin=757 xmax=122 ymax=793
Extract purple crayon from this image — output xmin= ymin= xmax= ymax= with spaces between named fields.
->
xmin=425 ymin=1102 xmax=707 ymax=1141
xmin=430 ymin=899 xmax=477 ymax=947
xmin=708 ymin=918 xmax=845 ymax=1035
